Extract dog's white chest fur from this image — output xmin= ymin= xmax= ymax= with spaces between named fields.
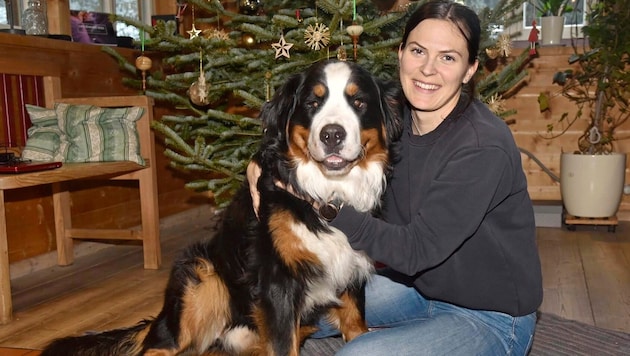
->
xmin=289 ymin=221 xmax=374 ymax=313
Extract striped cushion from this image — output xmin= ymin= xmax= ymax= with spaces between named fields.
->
xmin=21 ymin=105 xmax=67 ymax=161
xmin=22 ymin=103 xmax=145 ymax=165
xmin=55 ymin=103 xmax=145 ymax=165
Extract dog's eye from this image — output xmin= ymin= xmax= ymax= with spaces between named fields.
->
xmin=354 ymin=99 xmax=365 ymax=109
xmin=308 ymin=101 xmax=320 ymax=109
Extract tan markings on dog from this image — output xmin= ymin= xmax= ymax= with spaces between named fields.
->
xmin=198 ymin=351 xmax=233 ymax=356
xmin=250 ymin=305 xmax=278 ymax=356
xmin=299 ymin=325 xmax=320 ymax=343
xmin=288 ymin=125 xmax=310 ymax=162
xmin=268 ymin=210 xmax=322 ymax=274
xmin=177 ymin=258 xmax=232 ymax=354
xmin=144 ymin=349 xmax=177 ymax=356
xmin=125 ymin=326 xmax=152 ymax=355
xmin=250 ymin=304 xmax=301 ymax=356
xmin=345 ymin=82 xmax=359 ymax=97
xmin=360 ymin=127 xmax=388 ymax=168
xmin=329 ymin=291 xmax=369 ymax=342
xmin=290 ymin=317 xmax=301 ymax=356
xmin=313 ymin=83 xmax=327 ymax=98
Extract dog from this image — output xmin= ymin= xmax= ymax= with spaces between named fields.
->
xmin=41 ymin=60 xmax=403 ymax=356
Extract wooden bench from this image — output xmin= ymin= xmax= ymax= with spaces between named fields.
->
xmin=0 ymin=76 xmax=161 ymax=323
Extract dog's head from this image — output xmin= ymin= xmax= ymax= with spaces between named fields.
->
xmin=257 ymin=60 xmax=403 ymax=212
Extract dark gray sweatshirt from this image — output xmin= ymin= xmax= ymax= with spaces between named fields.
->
xmin=332 ymin=96 xmax=543 ymax=317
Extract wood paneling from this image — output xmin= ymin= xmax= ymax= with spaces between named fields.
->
xmin=504 ymin=46 xmax=630 ymax=221
xmin=46 ymin=0 xmax=72 ymax=35
xmin=153 ymin=1 xmax=177 ymax=16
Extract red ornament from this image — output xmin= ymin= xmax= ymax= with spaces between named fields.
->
xmin=528 ymin=20 xmax=539 ymax=56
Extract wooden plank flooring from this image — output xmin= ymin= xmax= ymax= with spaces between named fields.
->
xmin=0 ymin=206 xmax=628 ymax=351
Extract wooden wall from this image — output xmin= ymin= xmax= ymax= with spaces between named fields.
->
xmin=0 ymin=32 xmax=209 ymax=264
xmin=504 ymin=46 xmax=630 ymax=221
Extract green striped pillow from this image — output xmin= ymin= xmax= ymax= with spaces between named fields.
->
xmin=55 ymin=103 xmax=145 ymax=165
xmin=21 ymin=104 xmax=67 ymax=161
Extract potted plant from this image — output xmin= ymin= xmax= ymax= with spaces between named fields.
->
xmin=539 ymin=0 xmax=630 ymax=219
xmin=529 ymin=0 xmax=574 ymax=45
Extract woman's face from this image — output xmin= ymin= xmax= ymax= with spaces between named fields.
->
xmin=398 ymin=19 xmax=478 ymax=120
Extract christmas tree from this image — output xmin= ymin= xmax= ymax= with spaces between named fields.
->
xmin=105 ymin=0 xmax=529 ymax=207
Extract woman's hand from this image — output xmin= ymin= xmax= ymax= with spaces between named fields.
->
xmin=246 ymin=161 xmax=262 ymax=218
xmin=246 ymin=160 xmax=320 ymax=219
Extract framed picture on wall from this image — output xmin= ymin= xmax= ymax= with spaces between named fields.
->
xmin=70 ymin=10 xmax=117 ymax=45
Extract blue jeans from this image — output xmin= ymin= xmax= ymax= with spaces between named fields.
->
xmin=311 ymin=271 xmax=537 ymax=355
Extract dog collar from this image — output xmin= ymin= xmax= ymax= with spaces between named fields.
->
xmin=319 ymin=198 xmax=343 ymax=221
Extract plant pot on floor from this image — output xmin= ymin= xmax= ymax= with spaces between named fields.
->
xmin=560 ymin=153 xmax=627 ymax=218
xmin=541 ymin=15 xmax=564 ymax=45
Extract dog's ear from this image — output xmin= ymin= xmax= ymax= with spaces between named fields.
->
xmin=256 ymin=71 xmax=304 ymax=165
xmin=259 ymin=73 xmax=304 ymax=145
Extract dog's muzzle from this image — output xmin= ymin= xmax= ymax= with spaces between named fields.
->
xmin=319 ymin=124 xmax=350 ymax=170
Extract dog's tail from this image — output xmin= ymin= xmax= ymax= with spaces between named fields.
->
xmin=40 ymin=319 xmax=151 ymax=356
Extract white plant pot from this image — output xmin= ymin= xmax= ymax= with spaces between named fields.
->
xmin=560 ymin=153 xmax=627 ymax=218
xmin=541 ymin=16 xmax=564 ymax=46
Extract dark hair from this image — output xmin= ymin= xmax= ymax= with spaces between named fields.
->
xmin=401 ymin=0 xmax=480 ymax=66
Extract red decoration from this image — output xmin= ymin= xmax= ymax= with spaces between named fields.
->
xmin=528 ymin=20 xmax=539 ymax=56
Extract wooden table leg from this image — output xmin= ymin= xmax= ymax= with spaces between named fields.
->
xmin=0 ymin=190 xmax=13 ymax=323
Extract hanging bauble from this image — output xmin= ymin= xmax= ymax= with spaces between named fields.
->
xmin=265 ymin=71 xmax=272 ymax=101
xmin=189 ymin=50 xmax=209 ymax=106
xmin=189 ymin=76 xmax=210 ymax=106
xmin=239 ymin=0 xmax=263 ymax=15
xmin=337 ymin=46 xmax=348 ymax=61
xmin=241 ymin=33 xmax=256 ymax=47
xmin=135 ymin=55 xmax=152 ymax=71
xmin=135 ymin=55 xmax=152 ymax=91
xmin=346 ymin=23 xmax=364 ymax=60
xmin=304 ymin=23 xmax=331 ymax=51
xmin=485 ymin=47 xmax=499 ymax=60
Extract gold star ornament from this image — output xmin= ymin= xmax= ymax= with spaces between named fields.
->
xmin=187 ymin=24 xmax=202 ymax=39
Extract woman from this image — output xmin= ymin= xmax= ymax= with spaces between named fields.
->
xmin=250 ymin=1 xmax=542 ymax=354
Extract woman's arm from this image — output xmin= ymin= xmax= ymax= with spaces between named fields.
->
xmin=331 ymin=146 xmax=514 ymax=276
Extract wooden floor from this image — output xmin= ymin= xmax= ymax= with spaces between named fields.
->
xmin=0 ymin=207 xmax=628 ymax=352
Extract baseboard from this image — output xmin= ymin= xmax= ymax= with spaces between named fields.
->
xmin=9 ymin=205 xmax=217 ymax=281
xmin=533 ymin=203 xmax=563 ymax=228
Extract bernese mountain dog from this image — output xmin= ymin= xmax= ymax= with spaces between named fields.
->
xmin=41 ymin=59 xmax=403 ymax=356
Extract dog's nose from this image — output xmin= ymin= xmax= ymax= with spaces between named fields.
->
xmin=320 ymin=124 xmax=346 ymax=149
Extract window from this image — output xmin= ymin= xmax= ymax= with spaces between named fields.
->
xmin=523 ymin=0 xmax=586 ymax=29
xmin=1 ymin=1 xmax=150 ymax=40
xmin=462 ymin=0 xmax=588 ymax=42
xmin=70 ymin=0 xmax=148 ymax=39
xmin=0 ymin=1 xmax=21 ymax=28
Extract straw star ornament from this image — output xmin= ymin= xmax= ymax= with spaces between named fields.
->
xmin=272 ymin=33 xmax=294 ymax=59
